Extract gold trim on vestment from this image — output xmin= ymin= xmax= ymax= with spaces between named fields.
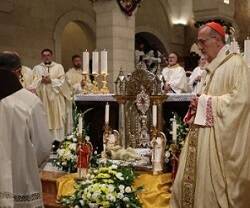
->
xmin=181 ymin=126 xmax=199 ymax=208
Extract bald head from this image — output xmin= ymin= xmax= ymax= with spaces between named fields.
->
xmin=197 ymin=26 xmax=225 ymax=62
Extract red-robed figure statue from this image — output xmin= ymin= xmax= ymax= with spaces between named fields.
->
xmin=77 ymin=137 xmax=92 ymax=178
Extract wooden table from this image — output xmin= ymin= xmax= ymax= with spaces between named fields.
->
xmin=40 ymin=171 xmax=66 ymax=208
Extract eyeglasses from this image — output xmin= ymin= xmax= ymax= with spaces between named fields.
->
xmin=196 ymin=37 xmax=216 ymax=46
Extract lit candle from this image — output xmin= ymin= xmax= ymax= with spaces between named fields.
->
xmin=101 ymin=49 xmax=108 ymax=75
xmin=83 ymin=50 xmax=89 ymax=74
xmin=172 ymin=115 xmax=177 ymax=143
xmin=92 ymin=51 xmax=99 ymax=74
xmin=105 ymin=102 xmax=110 ymax=125
xmin=244 ymin=38 xmax=250 ymax=66
xmin=152 ymin=104 xmax=157 ymax=127
xmin=78 ymin=114 xmax=83 ymax=137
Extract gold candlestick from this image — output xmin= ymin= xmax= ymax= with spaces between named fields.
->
xmin=92 ymin=73 xmax=100 ymax=94
xmin=81 ymin=73 xmax=88 ymax=94
xmin=100 ymin=73 xmax=110 ymax=94
xmin=102 ymin=124 xmax=111 ymax=161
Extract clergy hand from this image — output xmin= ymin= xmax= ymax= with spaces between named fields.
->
xmin=189 ymin=96 xmax=198 ymax=110
xmin=45 ymin=76 xmax=52 ymax=84
xmin=164 ymin=83 xmax=172 ymax=92
xmin=41 ymin=76 xmax=51 ymax=84
xmin=195 ymin=76 xmax=201 ymax=82
xmin=183 ymin=96 xmax=198 ymax=125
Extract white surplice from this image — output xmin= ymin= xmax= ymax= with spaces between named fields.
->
xmin=65 ymin=67 xmax=83 ymax=134
xmin=188 ymin=66 xmax=207 ymax=94
xmin=20 ymin=66 xmax=33 ymax=89
xmin=65 ymin=67 xmax=82 ymax=93
xmin=0 ymin=89 xmax=52 ymax=208
xmin=171 ymin=47 xmax=250 ymax=208
xmin=162 ymin=64 xmax=188 ymax=93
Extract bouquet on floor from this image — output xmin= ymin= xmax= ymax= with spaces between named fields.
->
xmin=59 ymin=163 xmax=142 ymax=208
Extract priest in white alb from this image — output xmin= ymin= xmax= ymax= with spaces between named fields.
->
xmin=65 ymin=54 xmax=83 ymax=93
xmin=188 ymin=55 xmax=207 ymax=94
xmin=65 ymin=54 xmax=84 ymax=134
xmin=162 ymin=52 xmax=188 ymax=93
xmin=32 ymin=49 xmax=71 ymax=142
xmin=0 ymin=52 xmax=51 ymax=207
xmin=170 ymin=22 xmax=250 ymax=208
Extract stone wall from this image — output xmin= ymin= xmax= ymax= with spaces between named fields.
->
xmin=0 ymin=0 xmax=95 ymax=68
xmin=234 ymin=0 xmax=250 ymax=49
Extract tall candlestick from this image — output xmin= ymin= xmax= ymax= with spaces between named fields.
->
xmin=244 ymin=38 xmax=250 ymax=66
xmin=152 ymin=104 xmax=157 ymax=127
xmin=83 ymin=50 xmax=89 ymax=74
xmin=92 ymin=51 xmax=99 ymax=74
xmin=101 ymin=49 xmax=108 ymax=75
xmin=78 ymin=114 xmax=83 ymax=137
xmin=172 ymin=115 xmax=177 ymax=143
xmin=105 ymin=102 xmax=110 ymax=125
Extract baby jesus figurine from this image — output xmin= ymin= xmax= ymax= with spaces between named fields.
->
xmin=77 ymin=137 xmax=93 ymax=178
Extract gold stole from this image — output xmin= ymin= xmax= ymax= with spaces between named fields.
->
xmin=181 ymin=53 xmax=234 ymax=208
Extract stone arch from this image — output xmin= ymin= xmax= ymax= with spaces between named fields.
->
xmin=135 ymin=26 xmax=170 ymax=54
xmin=53 ymin=10 xmax=96 ymax=62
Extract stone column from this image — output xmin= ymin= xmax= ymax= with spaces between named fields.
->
xmin=170 ymin=24 xmax=185 ymax=56
xmin=94 ymin=0 xmax=135 ymax=91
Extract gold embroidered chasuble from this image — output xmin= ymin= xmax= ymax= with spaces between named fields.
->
xmin=170 ymin=47 xmax=250 ymax=208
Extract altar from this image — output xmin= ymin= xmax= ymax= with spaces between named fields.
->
xmin=74 ymin=93 xmax=192 ymax=152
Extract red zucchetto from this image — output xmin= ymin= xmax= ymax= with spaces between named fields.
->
xmin=206 ymin=22 xmax=225 ymax=38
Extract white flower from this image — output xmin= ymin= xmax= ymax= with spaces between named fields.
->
xmin=63 ymin=150 xmax=72 ymax=160
xmin=111 ymin=164 xmax=118 ymax=169
xmin=79 ymin=200 xmax=84 ymax=206
xmin=115 ymin=172 xmax=124 ymax=180
xmin=74 ymin=205 xmax=80 ymax=208
xmin=62 ymin=161 xmax=67 ymax=166
xmin=125 ymin=186 xmax=132 ymax=193
xmin=91 ymin=192 xmax=100 ymax=200
xmin=88 ymin=203 xmax=98 ymax=208
xmin=117 ymin=193 xmax=124 ymax=199
xmin=57 ymin=149 xmax=65 ymax=156
xmin=94 ymin=150 xmax=98 ymax=155
xmin=108 ymin=184 xmax=115 ymax=192
xmin=87 ymin=193 xmax=92 ymax=199
xmin=165 ymin=151 xmax=171 ymax=158
xmin=107 ymin=193 xmax=116 ymax=202
xmin=69 ymin=143 xmax=77 ymax=150
xmin=73 ymin=137 xmax=77 ymax=142
xmin=123 ymin=197 xmax=129 ymax=202
xmin=119 ymin=185 xmax=125 ymax=192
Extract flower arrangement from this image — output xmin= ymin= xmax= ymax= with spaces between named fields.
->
xmin=53 ymin=134 xmax=78 ymax=173
xmin=53 ymin=106 xmax=94 ymax=173
xmin=59 ymin=163 xmax=142 ymax=208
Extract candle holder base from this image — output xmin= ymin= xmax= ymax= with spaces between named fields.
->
xmin=100 ymin=74 xmax=110 ymax=94
xmin=81 ymin=73 xmax=92 ymax=94
xmin=92 ymin=74 xmax=100 ymax=94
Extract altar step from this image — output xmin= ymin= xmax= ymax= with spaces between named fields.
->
xmin=41 ymin=170 xmax=66 ymax=208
